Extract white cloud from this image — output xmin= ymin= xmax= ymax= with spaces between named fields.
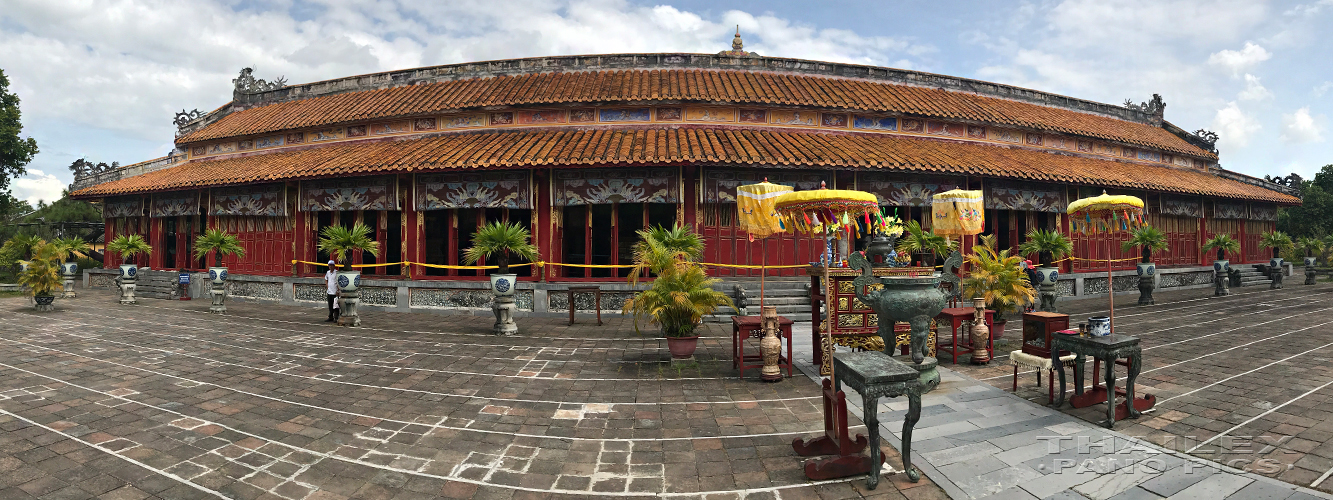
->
xmin=10 ymin=169 xmax=65 ymax=206
xmin=1315 ymin=81 xmax=1333 ymax=97
xmin=1281 ymin=107 xmax=1325 ymax=143
xmin=1211 ymin=101 xmax=1261 ymax=149
xmin=1208 ymin=42 xmax=1272 ymax=77
xmin=1285 ymin=0 xmax=1333 ymax=17
xmin=1238 ymin=74 xmax=1273 ymax=101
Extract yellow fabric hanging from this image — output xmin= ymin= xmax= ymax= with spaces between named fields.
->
xmin=736 ymin=181 xmax=793 ymax=239
xmin=931 ymin=189 xmax=985 ymax=237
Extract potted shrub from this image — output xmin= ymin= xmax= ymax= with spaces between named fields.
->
xmin=896 ymin=220 xmax=957 ymax=267
xmin=1 ymin=234 xmax=44 ymax=279
xmin=18 ymin=242 xmax=62 ymax=312
xmin=194 ymin=229 xmax=246 ymax=313
xmin=51 ymin=237 xmax=92 ymax=298
xmin=1260 ymin=230 xmax=1293 ymax=270
xmin=623 ymin=226 xmax=732 ymax=360
xmin=1297 ymin=237 xmax=1323 ymax=285
xmin=318 ymin=223 xmax=381 ymax=293
xmin=1202 ymin=233 xmax=1240 ymax=296
xmin=961 ymin=235 xmax=1036 ymax=341
xmin=106 ymin=234 xmax=152 ymax=304
xmin=463 ymin=221 xmax=539 ymax=297
xmin=1121 ymin=225 xmax=1168 ymax=305
xmin=1017 ymin=228 xmax=1072 ymax=311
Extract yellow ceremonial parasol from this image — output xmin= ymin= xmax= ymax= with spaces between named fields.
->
xmin=1067 ymin=191 xmax=1145 ymax=332
xmin=736 ymin=180 xmax=794 ymax=308
xmin=931 ymin=189 xmax=985 ymax=237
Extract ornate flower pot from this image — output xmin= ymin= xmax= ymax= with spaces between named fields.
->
xmin=118 ymin=264 xmax=138 ymax=304
xmin=33 ymin=294 xmax=55 ymax=312
xmin=1213 ymin=260 xmax=1230 ymax=296
xmin=208 ymin=267 xmax=229 ymax=313
xmin=666 ymin=336 xmax=700 ymax=360
xmin=490 ymin=274 xmax=517 ymax=297
xmin=990 ymin=319 xmax=1007 ymax=341
xmin=1136 ymin=262 xmax=1157 ymax=305
xmin=1034 ymin=267 xmax=1059 ymax=312
xmin=60 ymin=261 xmax=78 ymax=298
xmin=1089 ymin=316 xmax=1111 ymax=336
xmin=337 ymin=270 xmax=361 ymax=292
xmin=1306 ymin=257 xmax=1318 ymax=267
xmin=18 ymin=261 xmax=28 ymax=273
xmin=1270 ymin=258 xmax=1285 ymax=289
xmin=336 ymin=270 xmax=362 ymax=326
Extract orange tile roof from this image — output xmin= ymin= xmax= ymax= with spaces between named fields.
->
xmin=82 ymin=126 xmax=1289 ymax=203
xmin=176 ymin=69 xmax=1214 ymax=159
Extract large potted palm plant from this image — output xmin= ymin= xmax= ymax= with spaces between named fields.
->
xmin=463 ymin=221 xmax=539 ymax=297
xmin=1121 ymin=225 xmax=1168 ymax=305
xmin=1297 ymin=237 xmax=1323 ymax=285
xmin=1202 ymin=234 xmax=1240 ymax=296
xmin=623 ymin=225 xmax=732 ymax=360
xmin=1017 ymin=228 xmax=1072 ymax=311
xmin=1260 ymin=231 xmax=1293 ymax=287
xmin=106 ymin=234 xmax=152 ymax=304
xmin=896 ymin=220 xmax=957 ymax=267
xmin=318 ymin=223 xmax=380 ymax=326
xmin=1 ymin=234 xmax=44 ymax=278
xmin=194 ymin=229 xmax=246 ymax=313
xmin=18 ymin=241 xmax=62 ymax=312
xmin=961 ymin=235 xmax=1036 ymax=343
xmin=51 ymin=237 xmax=92 ymax=298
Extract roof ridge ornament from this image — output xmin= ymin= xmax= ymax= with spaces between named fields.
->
xmin=233 ymin=67 xmax=287 ymax=97
xmin=1123 ymin=94 xmax=1166 ymax=125
xmin=1191 ymin=129 xmax=1220 ymax=154
xmin=718 ymin=26 xmax=759 ymax=57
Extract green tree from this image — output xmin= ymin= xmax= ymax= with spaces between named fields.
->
xmin=1278 ymin=165 xmax=1333 ymax=239
xmin=0 ymin=69 xmax=40 ymax=193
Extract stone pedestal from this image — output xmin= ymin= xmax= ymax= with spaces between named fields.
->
xmin=1038 ymin=284 xmax=1057 ymax=312
xmin=209 ymin=283 xmax=227 ymax=313
xmin=339 ymin=290 xmax=362 ymax=327
xmin=62 ymin=276 xmax=76 ymax=299
xmin=1271 ymin=267 xmax=1284 ymax=289
xmin=492 ymin=295 xmax=517 ymax=335
xmin=119 ymin=281 xmax=138 ymax=304
xmin=1307 ymin=266 xmax=1318 ymax=285
xmin=34 ymin=296 xmax=55 ymax=312
xmin=1213 ymin=261 xmax=1230 ymax=297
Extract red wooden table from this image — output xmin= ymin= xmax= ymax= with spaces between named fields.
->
xmin=731 ymin=315 xmax=794 ymax=379
xmin=934 ymin=307 xmax=994 ymax=364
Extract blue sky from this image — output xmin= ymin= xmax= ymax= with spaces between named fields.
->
xmin=1 ymin=0 xmax=1329 ymax=204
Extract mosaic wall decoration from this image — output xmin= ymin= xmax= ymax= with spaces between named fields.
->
xmin=347 ymin=125 xmax=367 ymax=137
xmin=1250 ymin=203 xmax=1278 ymax=221
xmin=570 ymin=109 xmax=596 ymax=123
xmin=1159 ymin=196 xmax=1202 ymax=217
xmin=901 ymin=119 xmax=924 ymax=133
xmin=255 ymin=135 xmax=285 ymax=148
xmin=415 ymin=170 xmax=531 ymax=210
xmin=599 ymin=108 xmax=650 ymax=122
xmin=441 ymin=114 xmax=485 ymax=129
xmin=703 ymin=169 xmax=831 ymax=203
xmin=738 ymin=109 xmax=767 ymax=123
xmin=238 ymin=140 xmax=254 ymax=151
xmin=191 ymin=146 xmax=205 ymax=156
xmin=490 ymin=112 xmax=514 ymax=125
xmin=986 ymin=181 xmax=1067 ymax=212
xmin=821 ymin=114 xmax=847 ymax=127
xmin=969 ymin=126 xmax=987 ymax=139
xmin=150 ymin=192 xmax=200 ymax=218
xmin=1213 ymin=201 xmax=1248 ymax=220
xmin=310 ymin=129 xmax=343 ymax=142
xmin=413 ymin=118 xmax=436 ymax=131
xmin=857 ymin=173 xmax=959 ymax=207
xmin=927 ymin=122 xmax=965 ymax=137
xmin=770 ymin=110 xmax=816 ymax=126
xmin=1025 ymin=133 xmax=1043 ymax=146
xmin=287 ymin=132 xmax=304 ymax=145
xmin=410 ymin=288 xmax=534 ymax=311
xmin=103 ymin=196 xmax=144 ymax=218
xmin=210 ymin=184 xmax=286 ymax=216
xmin=553 ymin=168 xmax=678 ymax=206
xmin=226 ymin=280 xmax=282 ymax=300
xmin=207 ymin=142 xmax=236 ymax=155
xmin=657 ymin=108 xmax=682 ymax=121
xmin=517 ymin=110 xmax=566 ymax=125
xmin=371 ymin=122 xmax=410 ymax=135
xmin=300 ymin=176 xmax=398 ymax=211
xmin=294 ymin=283 xmax=326 ymax=302
xmin=853 ymin=115 xmax=897 ymax=131
xmin=1137 ymin=150 xmax=1162 ymax=162
xmin=359 ymin=286 xmax=397 ymax=306
xmin=685 ymin=107 xmax=733 ymax=122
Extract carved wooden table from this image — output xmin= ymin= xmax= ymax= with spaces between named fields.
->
xmin=731 ymin=315 xmax=794 ymax=379
xmin=566 ymin=286 xmax=602 ymax=326
xmin=832 ymin=351 xmax=927 ymax=489
xmin=1051 ymin=333 xmax=1154 ymax=428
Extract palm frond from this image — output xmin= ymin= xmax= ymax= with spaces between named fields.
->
xmin=318 ymin=223 xmax=380 ymax=269
xmin=193 ymin=229 xmax=246 ymax=266
xmin=107 ymin=234 xmax=153 ymax=263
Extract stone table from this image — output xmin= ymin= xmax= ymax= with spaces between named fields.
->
xmin=832 ymin=351 xmax=931 ymax=489
xmin=1051 ymin=332 xmax=1145 ymax=428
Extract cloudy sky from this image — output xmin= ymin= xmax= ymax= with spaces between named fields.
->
xmin=1 ymin=0 xmax=1330 ymax=204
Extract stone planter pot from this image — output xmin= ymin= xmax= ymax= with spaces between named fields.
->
xmin=666 ymin=336 xmax=700 ymax=360
xmin=1136 ymin=262 xmax=1157 ymax=305
xmin=208 ymin=267 xmax=229 ymax=313
xmin=337 ymin=270 xmax=361 ymax=292
xmin=33 ymin=294 xmax=55 ymax=312
xmin=489 ymin=273 xmax=517 ymax=297
xmin=208 ymin=267 xmax=229 ymax=285
xmin=1270 ymin=257 xmax=1285 ymax=269
xmin=60 ymin=262 xmax=78 ymax=277
xmin=1033 ymin=267 xmax=1059 ymax=312
xmin=118 ymin=264 xmax=139 ymax=304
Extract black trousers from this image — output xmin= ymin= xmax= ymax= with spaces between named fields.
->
xmin=327 ymin=293 xmax=340 ymax=321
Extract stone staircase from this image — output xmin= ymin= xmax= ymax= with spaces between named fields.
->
xmin=705 ymin=278 xmax=813 ymax=322
xmin=1237 ymin=265 xmax=1271 ymax=287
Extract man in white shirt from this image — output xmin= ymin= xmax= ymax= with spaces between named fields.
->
xmin=325 ymin=260 xmax=340 ymax=323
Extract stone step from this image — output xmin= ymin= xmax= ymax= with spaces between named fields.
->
xmin=705 ymin=311 xmax=813 ymax=323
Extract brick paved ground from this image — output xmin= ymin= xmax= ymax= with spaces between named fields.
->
xmin=0 ymin=287 xmax=947 ymax=499
xmin=948 ymin=281 xmax=1333 ymax=494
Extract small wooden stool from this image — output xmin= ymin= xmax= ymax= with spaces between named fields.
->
xmin=566 ymin=286 xmax=602 ymax=325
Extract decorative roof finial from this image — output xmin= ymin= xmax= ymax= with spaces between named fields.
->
xmin=733 ymin=25 xmax=744 ymax=51
xmin=719 ymin=26 xmax=759 ymax=57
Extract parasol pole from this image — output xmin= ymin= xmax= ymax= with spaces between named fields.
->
xmin=1107 ymin=236 xmax=1114 ymax=333
xmin=760 ymin=238 xmax=766 ymax=310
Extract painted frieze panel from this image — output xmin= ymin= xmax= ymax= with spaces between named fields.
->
xmin=255 ymin=135 xmax=285 ymax=148
xmin=967 ymin=126 xmax=986 ymax=139
xmin=703 ymin=169 xmax=832 ymax=204
xmin=569 ymin=108 xmax=596 ymax=123
xmin=852 ymin=115 xmax=897 ymax=131
xmin=986 ymin=181 xmax=1067 ymax=212
xmin=993 ymin=129 xmax=1022 ymax=143
xmin=656 ymin=108 xmax=682 ymax=121
xmin=415 ymin=171 xmax=531 ymax=210
xmin=517 ymin=110 xmax=566 ymax=125
xmin=901 ymin=119 xmax=924 ymax=133
xmin=490 ymin=112 xmax=514 ymax=125
xmin=858 ymin=173 xmax=959 ymax=207
xmin=310 ymin=129 xmax=343 ymax=142
xmin=150 ymin=192 xmax=200 ymax=218
xmin=210 ymin=184 xmax=287 ymax=216
xmin=346 ymin=125 xmax=368 ymax=138
xmin=1250 ymin=203 xmax=1277 ymax=221
xmin=554 ymin=168 xmax=678 ymax=206
xmin=685 ymin=107 xmax=733 ymax=122
xmin=600 ymin=108 xmax=651 ymax=122
xmin=821 ymin=113 xmax=847 ymax=128
xmin=300 ymin=176 xmax=399 ymax=212
xmin=413 ymin=118 xmax=436 ymax=131
xmin=1159 ymin=196 xmax=1202 ymax=218
xmin=770 ymin=110 xmax=816 ymax=126
xmin=371 ymin=122 xmax=410 ymax=135
xmin=103 ymin=196 xmax=144 ymax=218
xmin=441 ymin=114 xmax=486 ymax=129
xmin=927 ymin=121 xmax=964 ymax=137
xmin=207 ymin=142 xmax=237 ymax=155
xmin=1213 ymin=201 xmax=1248 ymax=220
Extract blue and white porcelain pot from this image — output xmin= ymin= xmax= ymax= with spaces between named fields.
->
xmin=1136 ymin=262 xmax=1156 ymax=277
xmin=60 ymin=261 xmax=78 ymax=277
xmin=1270 ymin=257 xmax=1284 ymax=269
xmin=490 ymin=273 xmax=517 ymax=297
xmin=337 ymin=270 xmax=361 ymax=292
xmin=1213 ymin=260 xmax=1230 ymax=273
xmin=1088 ymin=316 xmax=1111 ymax=336
xmin=119 ymin=264 xmax=138 ymax=282
xmin=1033 ymin=267 xmax=1059 ymax=286
xmin=18 ymin=261 xmax=29 ymax=273
xmin=1306 ymin=257 xmax=1318 ymax=267
xmin=208 ymin=267 xmax=228 ymax=285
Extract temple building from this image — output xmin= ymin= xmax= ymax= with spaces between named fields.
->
xmin=71 ymin=37 xmax=1300 ymax=313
